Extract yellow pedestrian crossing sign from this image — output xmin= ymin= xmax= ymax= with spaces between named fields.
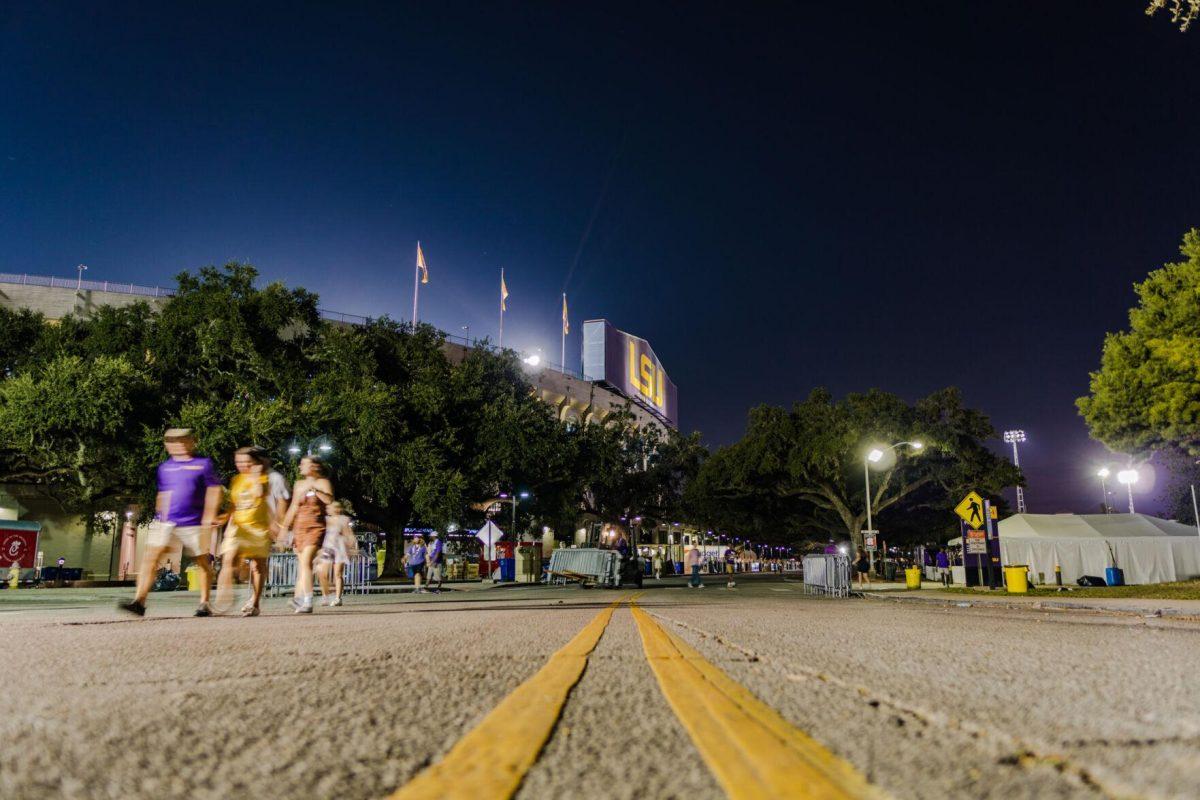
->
xmin=954 ymin=491 xmax=986 ymax=526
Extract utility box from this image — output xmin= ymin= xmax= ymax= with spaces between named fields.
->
xmin=515 ymin=545 xmax=542 ymax=583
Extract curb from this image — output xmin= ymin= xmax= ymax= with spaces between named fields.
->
xmin=863 ymin=591 xmax=1200 ymax=621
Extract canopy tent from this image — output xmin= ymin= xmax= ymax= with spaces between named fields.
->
xmin=999 ymin=513 xmax=1200 ymax=585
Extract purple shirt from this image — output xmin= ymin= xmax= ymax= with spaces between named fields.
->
xmin=157 ymin=456 xmax=221 ymax=526
xmin=428 ymin=538 xmax=444 ymax=565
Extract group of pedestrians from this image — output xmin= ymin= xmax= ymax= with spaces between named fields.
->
xmin=118 ymin=428 xmax=358 ymax=618
xmin=403 ymin=532 xmax=444 ymax=593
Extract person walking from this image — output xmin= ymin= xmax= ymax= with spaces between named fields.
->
xmin=652 ymin=552 xmax=663 ymax=580
xmin=854 ymin=547 xmax=872 ymax=589
xmin=119 ymin=429 xmax=221 ymax=617
xmin=425 ymin=532 xmax=445 ymax=593
xmin=317 ymin=501 xmax=356 ymax=606
xmin=684 ymin=546 xmax=704 ymax=589
xmin=405 ymin=534 xmax=427 ymax=593
xmin=281 ymin=456 xmax=334 ymax=614
xmin=216 ymin=447 xmax=274 ymax=616
xmin=935 ymin=548 xmax=951 ymax=586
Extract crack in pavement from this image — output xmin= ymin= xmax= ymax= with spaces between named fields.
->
xmin=646 ymin=610 xmax=1148 ymax=800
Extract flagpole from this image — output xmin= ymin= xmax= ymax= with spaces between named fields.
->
xmin=499 ymin=268 xmax=505 ymax=348
xmin=411 ymin=241 xmax=421 ymax=325
xmin=560 ymin=293 xmax=567 ymax=371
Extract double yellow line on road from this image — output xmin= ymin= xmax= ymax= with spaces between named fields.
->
xmin=389 ymin=595 xmax=883 ymax=800
xmin=389 ymin=596 xmax=627 ymax=800
xmin=631 ymin=603 xmax=885 ymax=800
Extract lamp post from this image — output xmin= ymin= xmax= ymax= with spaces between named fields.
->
xmin=864 ymin=440 xmax=923 ymax=576
xmin=1003 ymin=430 xmax=1027 ymax=513
xmin=1117 ymin=469 xmax=1139 ymax=513
xmin=498 ymin=491 xmax=530 ymax=539
xmin=76 ymin=263 xmax=88 ymax=290
xmin=1097 ymin=468 xmax=1112 ymax=514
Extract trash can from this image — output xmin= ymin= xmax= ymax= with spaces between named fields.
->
xmin=1105 ymin=567 xmax=1124 ymax=586
xmin=185 ymin=565 xmax=200 ymax=591
xmin=495 ymin=541 xmax=516 ymax=582
xmin=905 ymin=567 xmax=921 ymax=590
xmin=1004 ymin=565 xmax=1029 ymax=594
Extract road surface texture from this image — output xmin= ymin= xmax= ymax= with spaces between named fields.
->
xmin=0 ymin=576 xmax=1196 ymax=799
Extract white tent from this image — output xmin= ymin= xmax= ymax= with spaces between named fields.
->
xmin=999 ymin=513 xmax=1200 ymax=585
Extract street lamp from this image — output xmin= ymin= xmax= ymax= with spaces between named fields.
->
xmin=1003 ymin=430 xmax=1027 ymax=513
xmin=76 ymin=263 xmax=88 ymax=290
xmin=1117 ymin=469 xmax=1139 ymax=513
xmin=1097 ymin=468 xmax=1112 ymax=514
xmin=286 ymin=437 xmax=334 ymax=460
xmin=863 ymin=441 xmax=923 ymax=575
xmin=498 ymin=491 xmax=531 ymax=538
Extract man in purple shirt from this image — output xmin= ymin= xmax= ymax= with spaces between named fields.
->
xmin=119 ymin=429 xmax=222 ymax=617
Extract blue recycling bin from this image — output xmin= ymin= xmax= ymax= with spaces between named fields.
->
xmin=499 ymin=558 xmax=516 ymax=582
xmin=1105 ymin=567 xmax=1124 ymax=586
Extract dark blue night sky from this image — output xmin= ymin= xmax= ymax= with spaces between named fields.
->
xmin=3 ymin=3 xmax=1197 ymax=513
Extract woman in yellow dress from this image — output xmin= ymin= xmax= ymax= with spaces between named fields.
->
xmin=216 ymin=447 xmax=275 ymax=616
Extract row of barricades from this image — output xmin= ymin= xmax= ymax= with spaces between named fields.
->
xmin=264 ymin=553 xmax=375 ymax=596
xmin=802 ymin=554 xmax=851 ymax=598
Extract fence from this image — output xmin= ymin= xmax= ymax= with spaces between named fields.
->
xmin=802 ymin=554 xmax=852 ymax=597
xmin=265 ymin=552 xmax=375 ymax=596
xmin=546 ymin=548 xmax=622 ymax=587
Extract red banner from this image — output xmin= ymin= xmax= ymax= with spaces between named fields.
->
xmin=0 ymin=528 xmax=39 ymax=568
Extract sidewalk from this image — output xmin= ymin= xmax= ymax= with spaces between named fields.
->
xmin=864 ymin=587 xmax=1200 ymax=618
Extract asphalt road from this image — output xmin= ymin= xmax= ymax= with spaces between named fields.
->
xmin=1 ymin=576 xmax=1197 ymax=799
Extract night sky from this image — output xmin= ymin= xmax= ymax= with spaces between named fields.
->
xmin=3 ymin=3 xmax=1198 ymax=514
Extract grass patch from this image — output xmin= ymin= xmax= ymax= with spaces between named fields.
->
xmin=939 ymin=581 xmax=1200 ymax=600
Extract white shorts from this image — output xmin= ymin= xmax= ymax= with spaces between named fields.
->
xmin=148 ymin=522 xmax=212 ymax=556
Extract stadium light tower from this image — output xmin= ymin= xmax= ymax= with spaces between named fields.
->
xmin=1003 ymin=430 xmax=1027 ymax=513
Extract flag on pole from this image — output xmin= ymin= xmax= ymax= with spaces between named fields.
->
xmin=416 ymin=243 xmax=429 ymax=284
xmin=501 ymin=270 xmax=509 ymax=312
xmin=562 ymin=293 xmax=569 ymax=335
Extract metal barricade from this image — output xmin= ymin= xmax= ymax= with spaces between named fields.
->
xmin=546 ymin=548 xmax=621 ymax=587
xmin=265 ymin=552 xmax=374 ymax=596
xmin=802 ymin=554 xmax=851 ymax=597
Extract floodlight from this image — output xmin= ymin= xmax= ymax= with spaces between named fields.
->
xmin=1117 ymin=469 xmax=1139 ymax=486
xmin=1003 ymin=430 xmax=1026 ymax=444
xmin=867 ymin=448 xmax=884 ymax=463
xmin=523 ymin=354 xmax=541 ymax=366
xmin=1097 ymin=467 xmax=1110 ymax=478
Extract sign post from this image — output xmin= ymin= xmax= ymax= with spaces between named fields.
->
xmin=954 ymin=492 xmax=989 ymax=587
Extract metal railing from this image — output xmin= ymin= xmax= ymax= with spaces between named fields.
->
xmin=546 ymin=548 xmax=622 ymax=587
xmin=264 ymin=552 xmax=375 ymax=596
xmin=802 ymin=554 xmax=852 ymax=598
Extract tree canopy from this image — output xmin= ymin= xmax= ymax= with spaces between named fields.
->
xmin=1078 ymin=229 xmax=1200 ymax=458
xmin=691 ymin=387 xmax=1018 ymax=548
xmin=0 ymin=263 xmax=698 ymax=573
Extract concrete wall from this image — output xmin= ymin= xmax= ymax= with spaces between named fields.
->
xmin=0 ymin=283 xmax=166 ymax=321
xmin=0 ymin=486 xmax=118 ymax=578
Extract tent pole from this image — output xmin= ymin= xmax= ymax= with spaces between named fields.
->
xmin=1191 ymin=485 xmax=1200 ymax=539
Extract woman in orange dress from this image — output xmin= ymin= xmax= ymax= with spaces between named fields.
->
xmin=281 ymin=455 xmax=334 ymax=614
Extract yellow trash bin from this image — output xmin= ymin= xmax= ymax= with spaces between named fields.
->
xmin=185 ymin=565 xmax=200 ymax=591
xmin=1004 ymin=565 xmax=1029 ymax=594
xmin=904 ymin=567 xmax=921 ymax=589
